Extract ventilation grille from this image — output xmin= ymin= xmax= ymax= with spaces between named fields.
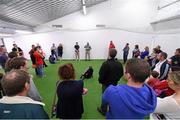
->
xmin=52 ymin=25 xmax=63 ymax=28
xmin=96 ymin=24 xmax=106 ymax=28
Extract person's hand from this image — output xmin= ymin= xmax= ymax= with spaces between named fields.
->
xmin=83 ymin=88 xmax=88 ymax=95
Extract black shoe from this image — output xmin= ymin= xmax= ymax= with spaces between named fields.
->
xmin=97 ymin=107 xmax=106 ymax=116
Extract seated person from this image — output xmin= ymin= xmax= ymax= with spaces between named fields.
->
xmin=147 ymin=71 xmax=175 ymax=98
xmin=0 ymin=70 xmax=49 ymax=119
xmin=140 ymin=46 xmax=149 ymax=59
xmin=5 ymin=57 xmax=42 ymax=101
xmin=152 ymin=52 xmax=170 ymax=80
xmin=151 ymin=71 xmax=180 ymax=119
xmin=56 ymin=63 xmax=88 ymax=119
xmin=147 ymin=71 xmax=160 ymax=87
xmin=101 ymin=58 xmax=157 ymax=119
xmin=49 ymin=55 xmax=56 ymax=64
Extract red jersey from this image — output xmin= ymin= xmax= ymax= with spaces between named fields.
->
xmin=109 ymin=43 xmax=115 ymax=49
xmin=33 ymin=51 xmax=43 ymax=65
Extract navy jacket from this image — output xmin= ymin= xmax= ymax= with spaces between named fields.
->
xmin=56 ymin=80 xmax=84 ymax=119
xmin=159 ymin=60 xmax=170 ymax=80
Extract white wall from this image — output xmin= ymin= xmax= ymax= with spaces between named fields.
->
xmin=3 ymin=29 xmax=180 ymax=60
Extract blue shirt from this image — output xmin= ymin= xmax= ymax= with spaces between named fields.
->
xmin=102 ymin=84 xmax=157 ymax=119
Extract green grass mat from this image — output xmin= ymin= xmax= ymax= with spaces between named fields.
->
xmin=28 ymin=60 xmax=126 ymax=119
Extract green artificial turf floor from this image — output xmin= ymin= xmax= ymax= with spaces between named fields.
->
xmin=28 ymin=60 xmax=127 ymax=119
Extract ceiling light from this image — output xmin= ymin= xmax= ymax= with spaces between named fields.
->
xmin=15 ymin=30 xmax=32 ymax=34
xmin=82 ymin=0 xmax=87 ymax=15
xmin=0 ymin=33 xmax=13 ymax=37
xmin=83 ymin=6 xmax=87 ymax=15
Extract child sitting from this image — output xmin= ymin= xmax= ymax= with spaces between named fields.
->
xmin=147 ymin=71 xmax=175 ymax=98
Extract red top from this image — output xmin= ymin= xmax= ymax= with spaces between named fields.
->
xmin=33 ymin=51 xmax=43 ymax=65
xmin=147 ymin=78 xmax=175 ymax=96
xmin=109 ymin=43 xmax=115 ymax=49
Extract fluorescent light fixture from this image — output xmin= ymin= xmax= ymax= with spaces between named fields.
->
xmin=0 ymin=33 xmax=13 ymax=37
xmin=82 ymin=0 xmax=87 ymax=15
xmin=83 ymin=5 xmax=87 ymax=15
xmin=15 ymin=30 xmax=32 ymax=34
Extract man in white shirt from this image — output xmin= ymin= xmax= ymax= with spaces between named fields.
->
xmin=153 ymin=52 xmax=170 ymax=80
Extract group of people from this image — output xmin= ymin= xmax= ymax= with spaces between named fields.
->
xmin=49 ymin=42 xmax=92 ymax=62
xmin=0 ymin=41 xmax=180 ymax=119
xmin=96 ymin=47 xmax=180 ymax=119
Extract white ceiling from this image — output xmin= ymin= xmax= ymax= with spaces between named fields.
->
xmin=0 ymin=0 xmax=107 ymax=29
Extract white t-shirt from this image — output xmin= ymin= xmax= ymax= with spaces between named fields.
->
xmin=151 ymin=95 xmax=180 ymax=119
xmin=153 ymin=60 xmax=166 ymax=74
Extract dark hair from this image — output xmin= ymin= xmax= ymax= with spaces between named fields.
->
xmin=9 ymin=57 xmax=27 ymax=70
xmin=160 ymin=52 xmax=167 ymax=59
xmin=109 ymin=48 xmax=117 ymax=58
xmin=34 ymin=47 xmax=39 ymax=51
xmin=151 ymin=71 xmax=159 ymax=78
xmin=1 ymin=70 xmax=30 ymax=96
xmin=125 ymin=58 xmax=150 ymax=83
xmin=8 ymin=51 xmax=17 ymax=58
xmin=176 ymin=48 xmax=180 ymax=53
xmin=58 ymin=63 xmax=75 ymax=80
xmin=135 ymin=45 xmax=139 ymax=49
xmin=153 ymin=48 xmax=158 ymax=54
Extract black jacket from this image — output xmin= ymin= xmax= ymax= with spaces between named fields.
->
xmin=56 ymin=80 xmax=83 ymax=119
xmin=171 ymin=55 xmax=180 ymax=71
xmin=152 ymin=60 xmax=170 ymax=80
xmin=98 ymin=58 xmax=124 ymax=86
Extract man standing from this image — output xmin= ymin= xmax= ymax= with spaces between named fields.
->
xmin=0 ymin=70 xmax=49 ymax=119
xmin=74 ymin=42 xmax=80 ymax=61
xmin=33 ymin=47 xmax=44 ymax=77
xmin=84 ymin=42 xmax=91 ymax=61
xmin=29 ymin=45 xmax=38 ymax=75
xmin=152 ymin=52 xmax=170 ymax=80
xmin=123 ymin=43 xmax=130 ymax=63
xmin=108 ymin=41 xmax=115 ymax=58
xmin=97 ymin=48 xmax=123 ymax=115
xmin=51 ymin=43 xmax=58 ymax=60
xmin=101 ymin=58 xmax=157 ymax=119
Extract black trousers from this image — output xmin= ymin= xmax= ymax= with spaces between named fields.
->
xmin=123 ymin=52 xmax=128 ymax=63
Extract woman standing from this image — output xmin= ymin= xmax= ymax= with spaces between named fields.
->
xmin=56 ymin=63 xmax=88 ymax=119
xmin=132 ymin=45 xmax=140 ymax=58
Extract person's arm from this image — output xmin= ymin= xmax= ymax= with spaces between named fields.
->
xmin=98 ymin=63 xmax=108 ymax=84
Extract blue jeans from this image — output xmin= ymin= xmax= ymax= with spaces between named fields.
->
xmin=37 ymin=65 xmax=44 ymax=77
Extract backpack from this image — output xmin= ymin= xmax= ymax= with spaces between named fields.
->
xmin=80 ymin=66 xmax=93 ymax=80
